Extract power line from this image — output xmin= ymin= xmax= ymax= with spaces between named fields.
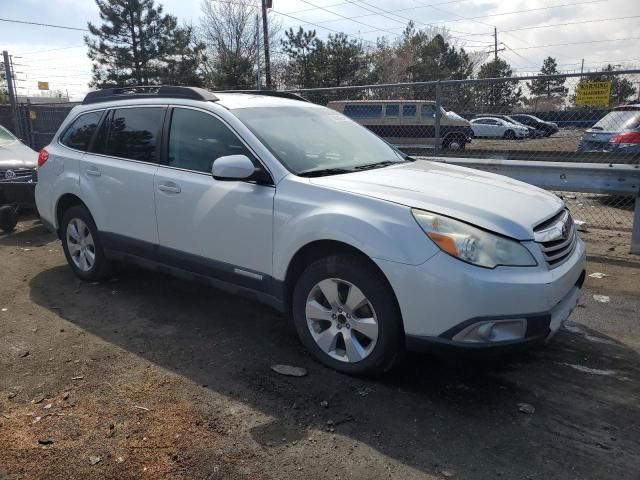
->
xmin=270 ymin=7 xmax=377 ymax=45
xmin=506 ymin=36 xmax=640 ymax=52
xmin=15 ymin=45 xmax=86 ymax=56
xmin=346 ymin=0 xmax=491 ymax=40
xmin=0 ymin=17 xmax=88 ymax=31
xmin=294 ymin=0 xmax=401 ymax=37
xmin=460 ymin=15 xmax=640 ymax=37
xmin=426 ymin=0 xmax=607 ymax=27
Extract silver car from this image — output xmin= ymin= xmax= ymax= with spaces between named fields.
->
xmin=0 ymin=125 xmax=38 ymax=231
xmin=577 ymin=105 xmax=640 ymax=153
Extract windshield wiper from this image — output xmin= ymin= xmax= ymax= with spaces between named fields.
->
xmin=297 ymin=167 xmax=354 ymax=177
xmin=353 ymin=160 xmax=400 ymax=171
xmin=591 ymin=126 xmax=604 ymax=131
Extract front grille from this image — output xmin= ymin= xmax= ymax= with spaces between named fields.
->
xmin=0 ymin=168 xmax=36 ymax=182
xmin=534 ymin=209 xmax=577 ymax=268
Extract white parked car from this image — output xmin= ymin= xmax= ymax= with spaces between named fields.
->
xmin=471 ymin=117 xmax=529 ymax=139
xmin=35 ymin=87 xmax=586 ymax=376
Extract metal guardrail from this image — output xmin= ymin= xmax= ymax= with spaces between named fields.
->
xmin=417 ymin=157 xmax=640 ymax=254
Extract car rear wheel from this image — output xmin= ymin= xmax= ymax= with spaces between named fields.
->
xmin=503 ymin=130 xmax=516 ymax=140
xmin=292 ymin=254 xmax=403 ymax=376
xmin=61 ymin=205 xmax=111 ymax=282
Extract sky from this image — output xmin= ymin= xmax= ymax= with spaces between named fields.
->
xmin=1 ymin=0 xmax=639 ymax=100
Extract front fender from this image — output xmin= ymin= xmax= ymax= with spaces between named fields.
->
xmin=272 ymin=177 xmax=439 ymax=281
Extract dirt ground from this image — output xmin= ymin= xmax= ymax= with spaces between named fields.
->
xmin=1 ymin=216 xmax=639 ymax=480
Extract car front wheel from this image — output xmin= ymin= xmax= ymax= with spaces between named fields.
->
xmin=61 ymin=205 xmax=111 ymax=282
xmin=292 ymin=254 xmax=403 ymax=376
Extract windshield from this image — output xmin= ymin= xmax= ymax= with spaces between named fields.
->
xmin=232 ymin=106 xmax=405 ymax=175
xmin=592 ymin=111 xmax=640 ymax=131
xmin=0 ymin=126 xmax=19 ymax=146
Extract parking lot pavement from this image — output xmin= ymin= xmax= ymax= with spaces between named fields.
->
xmin=1 ymin=218 xmax=639 ymax=480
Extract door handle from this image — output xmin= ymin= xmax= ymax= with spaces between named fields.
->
xmin=158 ymin=182 xmax=181 ymax=194
xmin=86 ymin=167 xmax=101 ymax=177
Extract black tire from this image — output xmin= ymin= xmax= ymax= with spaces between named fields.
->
xmin=503 ymin=130 xmax=516 ymax=140
xmin=443 ymin=134 xmax=466 ymax=151
xmin=291 ymin=254 xmax=403 ymax=376
xmin=60 ymin=205 xmax=111 ymax=282
xmin=0 ymin=205 xmax=18 ymax=233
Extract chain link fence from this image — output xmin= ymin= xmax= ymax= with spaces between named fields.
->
xmin=1 ymin=72 xmax=638 ymax=233
xmin=289 ymin=70 xmax=640 ymax=232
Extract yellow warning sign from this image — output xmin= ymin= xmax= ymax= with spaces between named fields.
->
xmin=37 ymin=81 xmax=49 ymax=90
xmin=576 ymin=81 xmax=611 ymax=107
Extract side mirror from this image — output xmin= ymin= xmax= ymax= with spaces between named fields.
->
xmin=212 ymin=154 xmax=256 ymax=181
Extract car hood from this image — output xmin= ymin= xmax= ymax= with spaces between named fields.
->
xmin=310 ymin=160 xmax=564 ymax=240
xmin=0 ymin=142 xmax=38 ymax=168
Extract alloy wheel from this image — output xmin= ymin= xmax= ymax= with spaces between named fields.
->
xmin=66 ymin=218 xmax=96 ymax=272
xmin=305 ymin=278 xmax=379 ymax=363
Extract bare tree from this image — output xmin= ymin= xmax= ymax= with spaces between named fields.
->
xmin=198 ymin=0 xmax=280 ymax=89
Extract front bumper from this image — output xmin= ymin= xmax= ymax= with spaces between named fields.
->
xmin=406 ymin=270 xmax=585 ymax=352
xmin=0 ymin=171 xmax=37 ymax=207
xmin=374 ymin=237 xmax=586 ymax=350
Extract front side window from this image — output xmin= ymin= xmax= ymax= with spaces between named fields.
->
xmin=95 ymin=107 xmax=164 ymax=162
xmin=60 ymin=111 xmax=102 ymax=151
xmin=420 ymin=105 xmax=435 ymax=118
xmin=168 ymin=108 xmax=254 ymax=173
xmin=403 ymin=105 xmax=417 ymax=117
xmin=343 ymin=104 xmax=383 ymax=119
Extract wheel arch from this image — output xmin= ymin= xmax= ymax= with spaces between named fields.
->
xmin=282 ymin=240 xmax=403 ymax=330
xmin=55 ymin=193 xmax=88 ymax=237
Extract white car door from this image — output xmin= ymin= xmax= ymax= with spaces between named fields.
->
xmin=485 ymin=119 xmax=503 ymax=137
xmin=154 ymin=107 xmax=275 ymax=291
xmin=471 ymin=119 xmax=489 ymax=137
xmin=79 ymin=106 xmax=165 ymax=249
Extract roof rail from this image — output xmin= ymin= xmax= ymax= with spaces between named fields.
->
xmin=82 ymin=86 xmax=219 ymax=105
xmin=227 ymin=90 xmax=311 ymax=103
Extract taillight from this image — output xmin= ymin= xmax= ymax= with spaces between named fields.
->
xmin=37 ymin=148 xmax=49 ymax=168
xmin=610 ymin=132 xmax=640 ymax=144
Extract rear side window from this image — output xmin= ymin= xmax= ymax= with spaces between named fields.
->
xmin=403 ymin=105 xmax=417 ymax=117
xmin=168 ymin=108 xmax=254 ymax=173
xmin=93 ymin=107 xmax=165 ymax=163
xmin=60 ymin=111 xmax=102 ymax=151
xmin=343 ymin=104 xmax=382 ymax=118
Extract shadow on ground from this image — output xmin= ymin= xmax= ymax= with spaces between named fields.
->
xmin=28 ymin=262 xmax=640 ymax=479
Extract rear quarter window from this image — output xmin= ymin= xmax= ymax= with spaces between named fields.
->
xmin=59 ymin=111 xmax=103 ymax=151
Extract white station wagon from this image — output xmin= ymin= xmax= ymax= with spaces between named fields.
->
xmin=35 ymin=86 xmax=586 ymax=376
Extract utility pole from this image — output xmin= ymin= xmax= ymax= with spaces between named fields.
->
xmin=261 ymin=0 xmax=272 ymax=89
xmin=2 ymin=50 xmax=18 ymax=137
xmin=255 ymin=13 xmax=261 ymax=90
xmin=493 ymin=27 xmax=498 ymax=62
xmin=580 ymin=58 xmax=584 ymax=81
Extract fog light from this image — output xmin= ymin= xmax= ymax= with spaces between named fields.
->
xmin=452 ymin=319 xmax=527 ymax=343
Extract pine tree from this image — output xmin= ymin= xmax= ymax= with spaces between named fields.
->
xmin=85 ymin=0 xmax=204 ymax=87
xmin=590 ymin=64 xmax=637 ymax=107
xmin=281 ymin=27 xmax=322 ymax=88
xmin=476 ymin=59 xmax=522 ymax=112
xmin=527 ymin=57 xmax=567 ymax=98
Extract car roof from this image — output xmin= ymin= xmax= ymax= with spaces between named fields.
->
xmin=327 ymin=99 xmax=437 ymax=105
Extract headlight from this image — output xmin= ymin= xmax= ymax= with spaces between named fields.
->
xmin=412 ymin=209 xmax=537 ymax=268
